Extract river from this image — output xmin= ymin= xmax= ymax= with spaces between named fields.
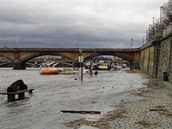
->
xmin=0 ymin=68 xmax=148 ymax=129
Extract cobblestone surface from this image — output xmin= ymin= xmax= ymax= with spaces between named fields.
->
xmin=110 ymin=81 xmax=172 ymax=129
xmin=65 ymin=78 xmax=172 ymax=129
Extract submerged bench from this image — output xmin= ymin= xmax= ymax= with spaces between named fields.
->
xmin=0 ymin=89 xmax=34 ymax=102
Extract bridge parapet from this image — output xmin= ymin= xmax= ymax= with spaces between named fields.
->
xmin=0 ymin=48 xmax=140 ymax=52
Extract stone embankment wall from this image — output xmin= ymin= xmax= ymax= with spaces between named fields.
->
xmin=158 ymin=23 xmax=172 ymax=81
xmin=140 ymin=23 xmax=172 ymax=82
xmin=140 ymin=45 xmax=154 ymax=76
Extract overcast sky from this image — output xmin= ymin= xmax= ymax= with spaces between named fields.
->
xmin=0 ymin=0 xmax=167 ymax=48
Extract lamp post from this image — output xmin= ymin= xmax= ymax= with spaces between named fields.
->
xmin=160 ymin=6 xmax=164 ymax=25
xmin=153 ymin=17 xmax=155 ymax=28
xmin=21 ymin=32 xmax=23 ymax=48
xmin=89 ymin=60 xmax=93 ymax=76
xmin=143 ymin=36 xmax=145 ymax=45
xmin=130 ymin=38 xmax=133 ymax=48
xmin=78 ymin=48 xmax=83 ymax=82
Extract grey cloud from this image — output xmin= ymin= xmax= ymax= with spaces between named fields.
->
xmin=0 ymin=0 xmax=166 ymax=48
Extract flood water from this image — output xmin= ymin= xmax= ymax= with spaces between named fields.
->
xmin=0 ymin=68 xmax=148 ymax=129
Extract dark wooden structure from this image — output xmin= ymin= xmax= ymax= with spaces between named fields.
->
xmin=61 ymin=110 xmax=101 ymax=114
xmin=0 ymin=89 xmax=34 ymax=102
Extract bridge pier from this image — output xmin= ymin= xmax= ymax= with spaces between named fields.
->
xmin=130 ymin=61 xmax=140 ymax=70
xmin=152 ymin=41 xmax=161 ymax=78
xmin=13 ymin=62 xmax=26 ymax=70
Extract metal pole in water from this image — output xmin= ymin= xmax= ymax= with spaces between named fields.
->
xmin=89 ymin=60 xmax=93 ymax=76
xmin=79 ymin=55 xmax=83 ymax=82
xmin=81 ymin=64 xmax=83 ymax=81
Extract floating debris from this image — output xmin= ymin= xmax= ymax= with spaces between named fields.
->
xmin=61 ymin=110 xmax=101 ymax=114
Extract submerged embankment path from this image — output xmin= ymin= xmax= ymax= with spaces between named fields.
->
xmin=0 ymin=68 xmax=149 ymax=129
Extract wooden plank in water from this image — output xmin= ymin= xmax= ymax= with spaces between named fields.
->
xmin=0 ymin=89 xmax=35 ymax=102
xmin=0 ymin=89 xmax=35 ymax=95
xmin=61 ymin=110 xmax=101 ymax=114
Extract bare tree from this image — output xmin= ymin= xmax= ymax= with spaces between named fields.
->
xmin=146 ymin=0 xmax=172 ymax=42
xmin=161 ymin=0 xmax=172 ymax=25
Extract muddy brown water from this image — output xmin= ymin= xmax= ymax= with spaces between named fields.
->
xmin=0 ymin=68 xmax=148 ymax=129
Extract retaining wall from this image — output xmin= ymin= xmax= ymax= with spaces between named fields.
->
xmin=140 ymin=23 xmax=172 ymax=82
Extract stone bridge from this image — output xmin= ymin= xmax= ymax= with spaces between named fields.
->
xmin=0 ymin=48 xmax=140 ymax=69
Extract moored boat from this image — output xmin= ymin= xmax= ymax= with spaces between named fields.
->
xmin=40 ymin=68 xmax=58 ymax=75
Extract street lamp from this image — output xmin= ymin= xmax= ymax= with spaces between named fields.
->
xmin=130 ymin=38 xmax=133 ymax=48
xmin=78 ymin=48 xmax=83 ymax=82
xmin=153 ymin=17 xmax=155 ymax=27
xmin=21 ymin=32 xmax=23 ymax=48
xmin=79 ymin=48 xmax=82 ymax=55
xmin=143 ymin=36 xmax=145 ymax=45
xmin=160 ymin=6 xmax=164 ymax=25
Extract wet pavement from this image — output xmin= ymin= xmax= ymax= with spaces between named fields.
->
xmin=109 ymin=80 xmax=172 ymax=129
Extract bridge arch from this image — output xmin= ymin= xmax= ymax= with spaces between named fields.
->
xmin=0 ymin=54 xmax=14 ymax=62
xmin=12 ymin=52 xmax=74 ymax=70
xmin=83 ymin=52 xmax=140 ymax=69
xmin=18 ymin=52 xmax=73 ymax=63
xmin=84 ymin=53 xmax=133 ymax=62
